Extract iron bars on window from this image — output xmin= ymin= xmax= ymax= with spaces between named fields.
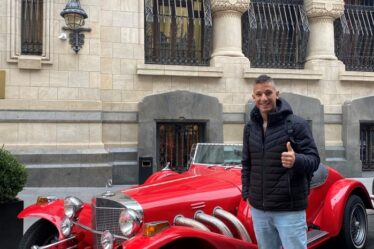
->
xmin=21 ymin=0 xmax=43 ymax=55
xmin=144 ymin=0 xmax=213 ymax=66
xmin=335 ymin=1 xmax=374 ymax=71
xmin=242 ymin=0 xmax=309 ymax=69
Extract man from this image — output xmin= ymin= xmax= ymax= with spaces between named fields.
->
xmin=241 ymin=74 xmax=320 ymax=249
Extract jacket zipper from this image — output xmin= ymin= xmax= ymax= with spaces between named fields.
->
xmin=262 ymin=125 xmax=265 ymax=209
xmin=288 ymin=171 xmax=294 ymax=209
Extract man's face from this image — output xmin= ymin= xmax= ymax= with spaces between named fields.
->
xmin=252 ymin=82 xmax=279 ymax=116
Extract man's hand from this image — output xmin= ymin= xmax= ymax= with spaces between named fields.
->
xmin=281 ymin=142 xmax=295 ymax=168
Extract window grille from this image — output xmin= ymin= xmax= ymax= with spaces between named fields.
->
xmin=360 ymin=123 xmax=374 ymax=171
xmin=21 ymin=0 xmax=43 ymax=55
xmin=242 ymin=0 xmax=309 ymax=69
xmin=144 ymin=0 xmax=212 ymax=66
xmin=157 ymin=123 xmax=204 ymax=172
xmin=335 ymin=1 xmax=374 ymax=71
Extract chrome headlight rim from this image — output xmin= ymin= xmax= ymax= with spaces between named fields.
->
xmin=119 ymin=208 xmax=143 ymax=237
xmin=64 ymin=196 xmax=84 ymax=219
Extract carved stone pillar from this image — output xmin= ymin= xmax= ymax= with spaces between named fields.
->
xmin=210 ymin=0 xmax=250 ymax=58
xmin=304 ymin=0 xmax=344 ymax=61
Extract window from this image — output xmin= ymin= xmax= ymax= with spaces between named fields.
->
xmin=360 ymin=123 xmax=374 ymax=171
xmin=242 ymin=0 xmax=309 ymax=69
xmin=144 ymin=0 xmax=212 ymax=66
xmin=21 ymin=0 xmax=43 ymax=55
xmin=7 ymin=0 xmax=53 ymax=65
xmin=335 ymin=0 xmax=374 ymax=71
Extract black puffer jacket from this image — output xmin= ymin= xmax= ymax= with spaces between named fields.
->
xmin=241 ymin=98 xmax=320 ymax=211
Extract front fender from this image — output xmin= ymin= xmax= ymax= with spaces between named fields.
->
xmin=316 ymin=179 xmax=372 ymax=236
xmin=18 ymin=199 xmax=92 ymax=240
xmin=18 ymin=199 xmax=65 ymax=236
xmin=123 ymin=226 xmax=257 ymax=249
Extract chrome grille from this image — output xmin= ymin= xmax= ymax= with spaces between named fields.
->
xmin=92 ymin=197 xmax=125 ymax=249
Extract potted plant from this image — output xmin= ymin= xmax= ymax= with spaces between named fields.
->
xmin=0 ymin=146 xmax=27 ymax=249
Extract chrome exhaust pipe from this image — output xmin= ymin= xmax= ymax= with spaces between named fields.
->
xmin=194 ymin=211 xmax=233 ymax=238
xmin=174 ymin=215 xmax=210 ymax=232
xmin=213 ymin=207 xmax=252 ymax=242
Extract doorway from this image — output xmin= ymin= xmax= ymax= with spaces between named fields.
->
xmin=360 ymin=123 xmax=374 ymax=171
xmin=157 ymin=122 xmax=205 ymax=171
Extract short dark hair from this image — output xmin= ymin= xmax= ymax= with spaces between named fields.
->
xmin=255 ymin=74 xmax=275 ymax=85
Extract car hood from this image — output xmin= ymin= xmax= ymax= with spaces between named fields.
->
xmin=121 ymin=169 xmax=242 ymax=221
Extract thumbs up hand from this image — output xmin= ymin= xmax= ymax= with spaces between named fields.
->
xmin=281 ymin=142 xmax=295 ymax=168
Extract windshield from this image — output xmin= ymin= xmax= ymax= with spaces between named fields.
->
xmin=192 ymin=143 xmax=242 ymax=166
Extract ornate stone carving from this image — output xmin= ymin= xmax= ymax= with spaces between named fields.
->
xmin=211 ymin=0 xmax=250 ymax=14
xmin=304 ymin=0 xmax=344 ymax=19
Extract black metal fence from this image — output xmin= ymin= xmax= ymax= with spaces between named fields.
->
xmin=21 ymin=0 xmax=43 ymax=55
xmin=335 ymin=1 xmax=374 ymax=71
xmin=144 ymin=0 xmax=212 ymax=66
xmin=242 ymin=0 xmax=309 ymax=69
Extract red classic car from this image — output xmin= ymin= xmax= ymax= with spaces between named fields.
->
xmin=19 ymin=143 xmax=374 ymax=249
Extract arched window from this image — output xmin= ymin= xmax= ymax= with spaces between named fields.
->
xmin=21 ymin=0 xmax=43 ymax=55
xmin=144 ymin=0 xmax=212 ymax=66
xmin=335 ymin=0 xmax=374 ymax=71
xmin=242 ymin=0 xmax=309 ymax=69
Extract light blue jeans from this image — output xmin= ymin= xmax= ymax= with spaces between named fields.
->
xmin=251 ymin=207 xmax=307 ymax=249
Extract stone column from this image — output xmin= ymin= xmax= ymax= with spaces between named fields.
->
xmin=210 ymin=0 xmax=250 ymax=58
xmin=304 ymin=0 xmax=344 ymax=62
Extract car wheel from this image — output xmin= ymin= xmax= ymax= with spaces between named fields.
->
xmin=336 ymin=195 xmax=368 ymax=249
xmin=19 ymin=219 xmax=59 ymax=249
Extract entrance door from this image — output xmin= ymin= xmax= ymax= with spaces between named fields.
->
xmin=157 ymin=122 xmax=205 ymax=171
xmin=360 ymin=123 xmax=374 ymax=171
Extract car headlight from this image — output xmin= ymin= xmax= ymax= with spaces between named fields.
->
xmin=61 ymin=216 xmax=72 ymax=237
xmin=119 ymin=209 xmax=143 ymax=237
xmin=64 ymin=196 xmax=83 ymax=219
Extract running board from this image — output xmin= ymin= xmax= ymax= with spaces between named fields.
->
xmin=307 ymin=229 xmax=329 ymax=245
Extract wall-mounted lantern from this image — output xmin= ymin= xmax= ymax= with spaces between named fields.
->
xmin=60 ymin=0 xmax=91 ymax=54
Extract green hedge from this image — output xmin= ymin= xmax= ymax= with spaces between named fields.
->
xmin=0 ymin=147 xmax=27 ymax=203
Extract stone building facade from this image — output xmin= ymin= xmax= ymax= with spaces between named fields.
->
xmin=0 ymin=0 xmax=374 ymax=187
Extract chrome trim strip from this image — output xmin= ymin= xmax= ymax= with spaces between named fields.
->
xmin=213 ymin=207 xmax=251 ymax=242
xmin=31 ymin=235 xmax=76 ymax=249
xmin=194 ymin=211 xmax=233 ymax=238
xmin=72 ymin=221 xmax=129 ymax=240
xmin=174 ymin=215 xmax=210 ymax=232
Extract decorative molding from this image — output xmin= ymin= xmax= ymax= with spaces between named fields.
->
xmin=0 ymin=110 xmax=138 ymax=123
xmin=304 ymin=0 xmax=344 ymax=19
xmin=211 ymin=0 xmax=250 ymax=14
xmin=136 ymin=63 xmax=223 ymax=78
xmin=243 ymin=68 xmax=322 ymax=80
xmin=213 ymin=9 xmax=243 ymax=18
xmin=339 ymin=71 xmax=374 ymax=82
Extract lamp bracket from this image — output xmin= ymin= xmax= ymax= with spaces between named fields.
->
xmin=62 ymin=26 xmax=91 ymax=53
